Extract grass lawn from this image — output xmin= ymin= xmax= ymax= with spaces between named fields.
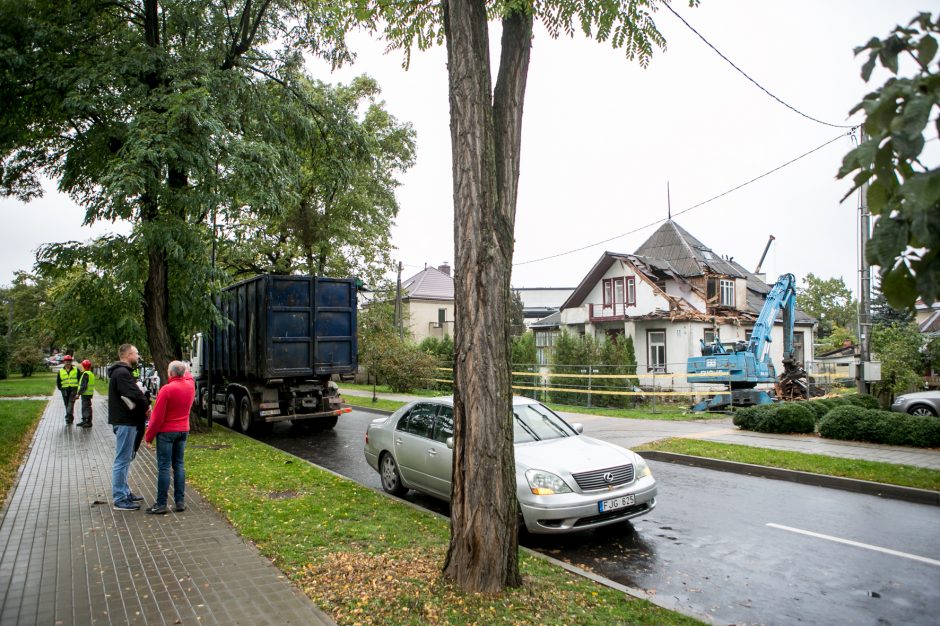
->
xmin=339 ymin=382 xmax=447 ymax=398
xmin=636 ymin=438 xmax=940 ymax=492
xmin=0 ymin=400 xmax=47 ymax=504
xmin=343 ymin=394 xmax=406 ymax=413
xmin=186 ymin=427 xmax=702 ymax=626
xmin=0 ymin=371 xmax=56 ymax=397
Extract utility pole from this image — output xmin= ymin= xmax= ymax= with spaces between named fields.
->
xmin=857 ymin=127 xmax=872 ymax=394
xmin=395 ymin=261 xmax=403 ymax=341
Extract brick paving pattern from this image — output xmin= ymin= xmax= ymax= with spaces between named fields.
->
xmin=0 ymin=394 xmax=335 ymax=625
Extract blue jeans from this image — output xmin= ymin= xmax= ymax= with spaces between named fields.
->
xmin=112 ymin=425 xmax=137 ymax=504
xmin=155 ymin=432 xmax=187 ymax=507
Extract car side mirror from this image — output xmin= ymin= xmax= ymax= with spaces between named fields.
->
xmin=571 ymin=423 xmax=583 ymax=434
xmin=446 ymin=436 xmax=454 ymax=449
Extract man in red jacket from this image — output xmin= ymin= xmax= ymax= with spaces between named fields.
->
xmin=144 ymin=360 xmax=195 ymax=515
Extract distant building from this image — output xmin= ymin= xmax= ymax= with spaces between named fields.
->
xmin=512 ymin=287 xmax=574 ymax=328
xmin=400 ymin=264 xmax=455 ymax=343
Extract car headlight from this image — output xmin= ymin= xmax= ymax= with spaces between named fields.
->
xmin=525 ymin=469 xmax=572 ymax=495
xmin=893 ymin=396 xmax=908 ymax=404
xmin=635 ymin=455 xmax=652 ymax=480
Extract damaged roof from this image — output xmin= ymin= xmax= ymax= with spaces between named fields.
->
xmin=560 ymin=220 xmax=815 ymax=325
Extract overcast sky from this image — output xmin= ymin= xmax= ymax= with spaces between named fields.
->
xmin=2 ymin=0 xmax=936 ymax=297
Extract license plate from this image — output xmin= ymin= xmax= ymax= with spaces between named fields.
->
xmin=599 ymin=494 xmax=635 ymax=513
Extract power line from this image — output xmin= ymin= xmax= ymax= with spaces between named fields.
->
xmin=513 ymin=129 xmax=856 ymax=267
xmin=662 ymin=3 xmax=856 ymax=130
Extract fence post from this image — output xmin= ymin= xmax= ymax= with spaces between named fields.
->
xmin=587 ymin=365 xmax=592 ymax=408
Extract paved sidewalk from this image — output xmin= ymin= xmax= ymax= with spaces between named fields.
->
xmin=0 ymin=394 xmax=335 ymax=625
xmin=342 ymin=388 xmax=940 ymax=470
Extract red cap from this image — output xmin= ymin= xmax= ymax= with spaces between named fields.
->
xmin=81 ymin=359 xmax=91 ymax=369
xmin=63 ymin=355 xmax=73 ymax=361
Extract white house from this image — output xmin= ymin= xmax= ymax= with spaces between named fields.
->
xmin=399 ymin=264 xmax=455 ymax=343
xmin=554 ymin=220 xmax=816 ymax=377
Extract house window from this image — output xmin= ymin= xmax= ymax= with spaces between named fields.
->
xmin=647 ymin=330 xmax=666 ymax=373
xmin=614 ymin=279 xmax=624 ymax=309
xmin=720 ymin=279 xmax=735 ymax=306
xmin=626 ymin=277 xmax=636 ymax=306
xmin=704 ymin=329 xmax=716 ymax=344
xmin=603 ymin=279 xmax=612 ymax=307
xmin=438 ymin=308 xmax=446 ymax=327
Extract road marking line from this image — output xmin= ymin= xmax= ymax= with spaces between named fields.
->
xmin=767 ymin=523 xmax=940 ymax=567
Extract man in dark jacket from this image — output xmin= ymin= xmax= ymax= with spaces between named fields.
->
xmin=108 ymin=344 xmax=149 ymax=511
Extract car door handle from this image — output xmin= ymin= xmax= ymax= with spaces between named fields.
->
xmin=428 ymin=449 xmax=437 ymax=456
xmin=395 ymin=437 xmax=403 ymax=445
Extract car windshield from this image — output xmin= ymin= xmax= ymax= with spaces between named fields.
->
xmin=512 ymin=402 xmax=574 ymax=443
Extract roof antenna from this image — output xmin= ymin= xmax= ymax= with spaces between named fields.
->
xmin=667 ymin=181 xmax=672 ymax=220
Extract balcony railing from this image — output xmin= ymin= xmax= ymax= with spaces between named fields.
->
xmin=588 ymin=302 xmax=632 ymax=321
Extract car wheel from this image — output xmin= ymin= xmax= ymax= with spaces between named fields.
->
xmin=380 ymin=453 xmax=408 ymax=496
xmin=909 ymin=405 xmax=938 ymax=417
xmin=225 ymin=393 xmax=238 ymax=430
xmin=239 ymin=395 xmax=253 ymax=433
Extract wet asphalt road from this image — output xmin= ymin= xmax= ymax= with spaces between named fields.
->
xmin=253 ymin=409 xmax=940 ymax=626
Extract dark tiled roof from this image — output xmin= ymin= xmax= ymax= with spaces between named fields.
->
xmin=530 ymin=311 xmax=561 ymax=329
xmin=634 ymin=221 xmax=745 ymax=278
xmin=402 ymin=266 xmax=454 ymax=301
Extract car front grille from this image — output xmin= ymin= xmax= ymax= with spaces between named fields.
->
xmin=571 ymin=464 xmax=635 ymax=491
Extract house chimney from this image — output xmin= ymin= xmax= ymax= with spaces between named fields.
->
xmin=438 ymin=263 xmax=451 ymax=276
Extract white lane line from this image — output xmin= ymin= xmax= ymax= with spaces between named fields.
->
xmin=767 ymin=523 xmax=940 ymax=567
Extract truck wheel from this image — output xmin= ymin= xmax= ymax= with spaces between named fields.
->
xmin=225 ymin=393 xmax=239 ymax=430
xmin=239 ymin=396 xmax=253 ymax=433
xmin=380 ymin=452 xmax=407 ymax=496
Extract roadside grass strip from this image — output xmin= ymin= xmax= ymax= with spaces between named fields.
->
xmin=340 ymin=383 xmax=447 ymax=398
xmin=0 ymin=400 xmax=47 ymax=505
xmin=186 ymin=428 xmax=703 ymax=626
xmin=0 ymin=372 xmax=56 ymax=397
xmin=636 ymin=438 xmax=940 ymax=492
xmin=342 ymin=395 xmax=408 ymax=413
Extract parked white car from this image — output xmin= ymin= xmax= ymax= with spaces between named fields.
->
xmin=364 ymin=396 xmax=657 ymax=534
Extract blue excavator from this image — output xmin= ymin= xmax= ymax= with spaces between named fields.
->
xmin=687 ymin=273 xmax=813 ymax=411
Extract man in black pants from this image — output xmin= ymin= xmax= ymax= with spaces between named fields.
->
xmin=56 ymin=355 xmax=79 ymax=425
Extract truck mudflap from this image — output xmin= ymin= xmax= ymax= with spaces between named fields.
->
xmin=261 ymin=406 xmax=352 ymax=424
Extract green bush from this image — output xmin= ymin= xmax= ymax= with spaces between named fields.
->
xmin=0 ymin=336 xmax=8 ymax=380
xmin=819 ymin=406 xmax=940 ymax=447
xmin=805 ymin=400 xmax=833 ymax=421
xmin=844 ymin=394 xmax=881 ymax=410
xmin=732 ymin=405 xmax=766 ymax=430
xmin=819 ymin=405 xmax=868 ymax=440
xmin=755 ymin=403 xmax=816 ymax=434
xmin=374 ymin=342 xmax=437 ymax=393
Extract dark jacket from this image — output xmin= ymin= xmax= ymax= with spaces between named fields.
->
xmin=107 ymin=362 xmax=148 ymax=426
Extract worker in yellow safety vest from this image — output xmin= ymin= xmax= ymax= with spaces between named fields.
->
xmin=77 ymin=359 xmax=96 ymax=428
xmin=56 ymin=355 xmax=79 ymax=425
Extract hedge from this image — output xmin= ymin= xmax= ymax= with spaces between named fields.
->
xmin=819 ymin=406 xmax=940 ymax=448
xmin=732 ymin=402 xmax=815 ymax=434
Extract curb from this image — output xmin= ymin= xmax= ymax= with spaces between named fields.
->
xmin=640 ymin=451 xmax=940 ymax=507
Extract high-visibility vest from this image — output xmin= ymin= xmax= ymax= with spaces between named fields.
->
xmin=80 ymin=371 xmax=95 ymax=396
xmin=58 ymin=367 xmax=79 ymax=389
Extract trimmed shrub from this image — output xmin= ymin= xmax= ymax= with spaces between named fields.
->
xmin=732 ymin=405 xmax=766 ymax=430
xmin=819 ymin=406 xmax=940 ymax=447
xmin=754 ymin=402 xmax=816 ymax=434
xmin=805 ymin=400 xmax=833 ymax=421
xmin=844 ymin=394 xmax=881 ymax=410
xmin=818 ymin=405 xmax=868 ymax=440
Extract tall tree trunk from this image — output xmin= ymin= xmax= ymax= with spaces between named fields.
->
xmin=441 ymin=0 xmax=531 ymax=593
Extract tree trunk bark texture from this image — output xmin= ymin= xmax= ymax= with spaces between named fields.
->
xmin=441 ymin=0 xmax=531 ymax=593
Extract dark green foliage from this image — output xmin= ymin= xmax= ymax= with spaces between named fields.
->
xmin=805 ymin=400 xmax=833 ymax=421
xmin=0 ymin=337 xmax=8 ymax=380
xmin=510 ymin=332 xmax=539 ymax=401
xmin=820 ymin=406 xmax=940 ymax=447
xmin=844 ymin=394 xmax=881 ymax=410
xmin=734 ymin=402 xmax=816 ymax=434
xmin=732 ymin=405 xmax=765 ymax=430
xmin=837 ymin=12 xmax=940 ymax=308
xmin=374 ymin=343 xmax=436 ymax=393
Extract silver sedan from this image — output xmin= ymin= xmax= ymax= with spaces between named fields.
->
xmin=891 ymin=390 xmax=940 ymax=417
xmin=363 ymin=396 xmax=657 ymax=534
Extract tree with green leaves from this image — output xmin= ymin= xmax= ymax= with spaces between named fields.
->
xmin=217 ymin=76 xmax=416 ymax=288
xmin=356 ymin=0 xmax=679 ymax=591
xmin=870 ymin=321 xmax=926 ymax=402
xmin=796 ymin=273 xmax=858 ymax=345
xmin=0 ymin=0 xmax=353 ymax=381
xmin=838 ymin=12 xmax=940 ymax=310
